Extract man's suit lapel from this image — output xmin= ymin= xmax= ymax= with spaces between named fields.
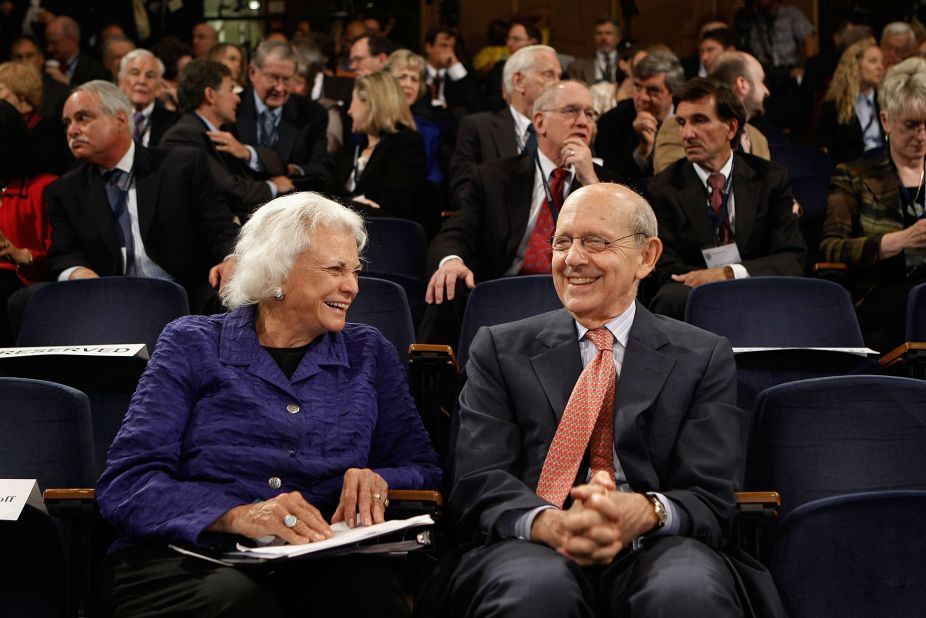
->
xmin=491 ymin=108 xmax=519 ymax=159
xmin=530 ymin=309 xmax=583 ymax=423
xmin=79 ymin=165 xmax=122 ymax=259
xmin=614 ymin=303 xmax=675 ymax=483
xmin=731 ymin=154 xmax=759 ymax=252
xmin=133 ymin=146 xmax=161 ymax=240
xmin=676 ymin=162 xmax=715 ymax=244
xmin=236 ymin=90 xmax=259 ymax=145
xmin=504 ymin=155 xmax=537 ymax=261
xmin=275 ymin=99 xmax=299 ymax=161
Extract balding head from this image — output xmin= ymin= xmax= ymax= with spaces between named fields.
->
xmin=552 ymin=183 xmax=662 ymax=328
xmin=710 ymin=51 xmax=768 ymax=120
xmin=46 ymin=16 xmax=81 ymax=64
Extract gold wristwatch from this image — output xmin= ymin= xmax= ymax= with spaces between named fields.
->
xmin=646 ymin=493 xmax=667 ymax=528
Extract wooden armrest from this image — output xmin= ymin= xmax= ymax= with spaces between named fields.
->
xmin=409 ymin=343 xmax=458 ymax=372
xmin=44 ymin=488 xmax=97 ymax=502
xmin=735 ymin=491 xmax=780 ymax=506
xmin=879 ymin=342 xmax=926 ymax=367
xmin=813 ymin=262 xmax=848 ymax=272
xmin=388 ymin=489 xmax=443 ymax=506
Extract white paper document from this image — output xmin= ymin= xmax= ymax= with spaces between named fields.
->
xmin=0 ymin=343 xmax=149 ymax=359
xmin=0 ymin=479 xmax=45 ymax=520
xmin=732 ymin=346 xmax=878 ymax=357
xmin=234 ymin=514 xmax=434 ymax=559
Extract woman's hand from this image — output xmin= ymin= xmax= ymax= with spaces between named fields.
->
xmin=0 ymin=232 xmax=32 ymax=267
xmin=879 ymin=219 xmax=926 ymax=260
xmin=207 ymin=491 xmax=333 ymax=545
xmin=331 ymin=468 xmax=389 ymax=528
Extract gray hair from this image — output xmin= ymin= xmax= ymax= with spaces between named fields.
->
xmin=879 ymin=57 xmax=926 ymax=121
xmin=118 ymin=48 xmax=165 ymax=81
xmin=74 ymin=80 xmax=134 ymax=134
xmin=503 ymin=44 xmax=558 ymax=96
xmin=532 ymin=79 xmax=590 ymax=115
xmin=221 ymin=192 xmax=368 ymax=309
xmin=628 ymin=190 xmax=658 ymax=241
xmin=633 ymin=52 xmax=685 ymax=93
xmin=882 ymin=21 xmax=916 ymax=48
xmin=251 ymin=40 xmax=295 ymax=69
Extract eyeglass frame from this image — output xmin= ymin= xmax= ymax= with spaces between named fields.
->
xmin=548 ymin=232 xmax=645 ymax=253
xmin=539 ymin=105 xmax=601 ymax=122
xmin=256 ymin=67 xmax=294 ymax=86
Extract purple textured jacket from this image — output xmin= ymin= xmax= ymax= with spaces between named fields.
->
xmin=97 ymin=306 xmax=441 ymax=548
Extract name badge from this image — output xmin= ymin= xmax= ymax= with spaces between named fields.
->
xmin=701 ymin=242 xmax=741 ymax=268
xmin=0 ymin=479 xmax=44 ymax=520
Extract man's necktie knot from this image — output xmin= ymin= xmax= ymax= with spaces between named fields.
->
xmin=586 ymin=327 xmax=614 ymax=353
xmin=707 ymin=172 xmax=726 ymax=211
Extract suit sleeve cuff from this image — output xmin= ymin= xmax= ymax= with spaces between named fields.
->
xmin=517 ymin=505 xmax=555 ymax=540
xmin=246 ymin=146 xmax=262 ymax=172
xmin=438 ymin=255 xmax=463 ymax=269
xmin=58 ymin=266 xmax=80 ymax=281
xmin=266 ymin=181 xmax=279 ymax=198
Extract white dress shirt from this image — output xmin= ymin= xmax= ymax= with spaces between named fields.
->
xmin=692 ymin=152 xmax=749 ymax=279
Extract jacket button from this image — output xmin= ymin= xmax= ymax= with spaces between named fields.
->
xmin=268 ymin=476 xmax=281 ymax=489
xmin=287 ymin=404 xmax=300 ymax=414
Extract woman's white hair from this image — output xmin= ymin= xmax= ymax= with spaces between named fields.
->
xmin=221 ymin=192 xmax=367 ymax=309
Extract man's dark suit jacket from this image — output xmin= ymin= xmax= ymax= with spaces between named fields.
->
xmin=450 ymin=304 xmax=787 ymax=617
xmin=159 ymin=112 xmax=282 ymax=219
xmin=236 ymin=89 xmax=330 ymax=183
xmin=39 ymin=74 xmax=71 ymax=119
xmin=328 ymin=125 xmax=430 ymax=229
xmin=449 ymin=107 xmax=519 ymax=199
xmin=595 ymin=98 xmax=651 ymax=182
xmin=145 ymin=100 xmax=178 ymax=149
xmin=441 ymin=70 xmax=482 ymax=118
xmin=646 ymin=153 xmax=807 ymax=289
xmin=816 ymin=99 xmax=884 ymax=165
xmin=45 ymin=146 xmax=239 ymax=311
xmin=428 ymin=153 xmax=621 ymax=282
xmin=69 ymin=53 xmax=110 ymax=86
xmin=320 ymin=75 xmax=353 ymax=108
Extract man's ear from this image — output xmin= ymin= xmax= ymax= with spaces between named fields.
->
xmin=735 ymin=75 xmax=749 ymax=99
xmin=635 ymin=236 xmax=663 ymax=280
xmin=204 ymin=86 xmax=216 ymax=106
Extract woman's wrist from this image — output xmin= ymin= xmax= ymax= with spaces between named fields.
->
xmin=16 ymin=248 xmax=33 ymax=267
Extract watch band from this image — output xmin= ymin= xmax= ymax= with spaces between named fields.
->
xmin=646 ymin=493 xmax=668 ymax=528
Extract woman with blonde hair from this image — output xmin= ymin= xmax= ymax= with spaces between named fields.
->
xmin=385 ymin=48 xmax=444 ymax=186
xmin=329 ymin=71 xmax=431 ymax=230
xmin=818 ymin=37 xmax=885 ymax=163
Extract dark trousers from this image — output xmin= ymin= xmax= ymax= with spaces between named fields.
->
xmin=447 ymin=536 xmax=743 ymax=618
xmin=103 ymin=544 xmax=410 ymax=618
xmin=856 ymin=278 xmax=925 ymax=354
xmin=649 ymin=281 xmax=692 ymax=321
xmin=0 ymin=269 xmax=24 ymax=346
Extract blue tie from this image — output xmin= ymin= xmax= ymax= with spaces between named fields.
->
xmin=102 ymin=169 xmax=136 ymax=276
xmin=523 ymin=124 xmax=537 ymax=155
xmin=133 ymin=111 xmax=145 ymax=142
xmin=259 ymin=109 xmax=277 ymax=147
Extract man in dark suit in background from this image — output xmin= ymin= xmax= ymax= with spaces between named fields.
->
xmin=423 ymin=27 xmax=481 ymax=119
xmin=423 ymin=80 xmax=620 ymax=344
xmin=646 ymin=78 xmax=805 ymax=319
xmin=118 ymin=49 xmax=177 ymax=148
xmin=449 ymin=44 xmax=562 ymax=200
xmin=236 ymin=40 xmax=330 ymax=190
xmin=45 ymin=80 xmax=239 ymax=314
xmin=445 ymin=181 xmax=785 ymax=617
xmin=568 ymin=16 xmax=622 ymax=84
xmin=161 ymin=59 xmax=292 ymax=220
xmin=9 ymin=34 xmax=70 ymax=119
xmin=43 ymin=15 xmax=109 ymax=86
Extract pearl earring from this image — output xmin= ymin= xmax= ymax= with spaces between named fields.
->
xmin=273 ymin=287 xmax=285 ymax=301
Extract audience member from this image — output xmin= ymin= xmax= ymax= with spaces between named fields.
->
xmin=646 ymin=78 xmax=805 ymax=319
xmin=9 ymin=35 xmax=70 ymax=119
xmin=102 ymin=34 xmax=135 ymax=81
xmin=151 ymin=35 xmax=193 ymax=112
xmin=680 ymin=20 xmax=726 ymax=78
xmin=818 ymin=38 xmax=885 ymax=164
xmin=329 ymin=72 xmax=430 ymax=228
xmin=237 ymin=41 xmax=330 ymax=189
xmin=423 ymin=27 xmax=481 ymax=117
xmin=613 ymin=45 xmax=646 ymax=103
xmin=444 ymin=181 xmax=785 ymax=618
xmin=207 ymin=42 xmax=247 ymax=92
xmin=386 ymin=49 xmax=444 ymax=187
xmin=0 ymin=100 xmax=54 ymax=345
xmin=568 ymin=16 xmax=622 ymax=84
xmin=595 ymin=53 xmax=683 ymax=183
xmin=483 ymin=20 xmax=542 ymax=110
xmin=191 ymin=21 xmax=218 ymax=58
xmin=291 ymin=36 xmax=350 ymax=157
xmin=881 ymin=22 xmax=916 ymax=71
xmin=423 ymin=81 xmax=620 ymax=344
xmin=472 ymin=19 xmax=510 ymax=74
xmin=450 ymin=45 xmax=562 ymax=199
xmin=96 ymin=193 xmax=440 ymax=617
xmin=654 ymin=51 xmax=770 ymax=173
xmin=118 ymin=49 xmax=178 ymax=148
xmin=44 ymin=15 xmax=109 ymax=86
xmin=44 ymin=80 xmax=239 ymax=314
xmin=349 ymin=32 xmax=393 ymax=77
xmin=697 ymin=27 xmax=736 ymax=77
xmin=162 ymin=59 xmax=291 ymax=220
xmin=820 ymin=57 xmax=926 ymax=352
xmin=0 ymin=60 xmax=70 ymax=174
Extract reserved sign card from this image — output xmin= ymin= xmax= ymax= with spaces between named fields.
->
xmin=0 ymin=344 xmax=149 ymax=359
xmin=0 ymin=479 xmax=44 ymax=520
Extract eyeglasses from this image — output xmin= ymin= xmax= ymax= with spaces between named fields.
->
xmin=548 ymin=233 xmax=644 ymax=253
xmin=258 ymin=68 xmax=293 ymax=86
xmin=541 ymin=105 xmax=600 ymax=122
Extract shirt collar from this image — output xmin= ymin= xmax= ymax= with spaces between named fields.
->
xmin=310 ymin=72 xmax=324 ymax=100
xmin=693 ymin=151 xmax=734 ymax=188
xmin=140 ymin=101 xmax=155 ymax=117
xmin=536 ymin=147 xmax=576 ymax=184
xmin=108 ymin=140 xmax=135 ymax=175
xmin=855 ymin=89 xmax=875 ymax=106
xmin=574 ymin=301 xmax=636 ymax=350
xmin=253 ymin=90 xmax=282 ymax=118
xmin=598 ymin=50 xmax=617 ymax=62
xmin=510 ymin=104 xmax=532 ymax=137
xmin=195 ymin=111 xmax=219 ymax=133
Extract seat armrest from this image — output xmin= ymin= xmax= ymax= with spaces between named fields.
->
xmin=388 ymin=489 xmax=443 ymax=506
xmin=813 ymin=262 xmax=848 ymax=273
xmin=879 ymin=342 xmax=926 ymax=367
xmin=408 ymin=344 xmax=458 ymax=371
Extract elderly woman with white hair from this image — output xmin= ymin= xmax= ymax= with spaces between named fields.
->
xmin=97 ymin=192 xmax=441 ymax=617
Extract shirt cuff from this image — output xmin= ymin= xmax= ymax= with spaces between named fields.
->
xmin=518 ymin=505 xmax=556 ymax=540
xmin=266 ymin=180 xmax=279 ymax=198
xmin=447 ymin=62 xmax=467 ymax=81
xmin=58 ymin=266 xmax=80 ymax=281
xmin=729 ymin=263 xmax=750 ymax=279
xmin=247 ymin=146 xmax=262 ymax=172
xmin=290 ymin=164 xmax=305 ymax=176
xmin=438 ymin=255 xmax=463 ymax=269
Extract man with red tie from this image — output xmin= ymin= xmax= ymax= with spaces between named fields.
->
xmin=443 ymin=182 xmax=786 ymax=618
xmin=422 ymin=80 xmax=620 ymax=344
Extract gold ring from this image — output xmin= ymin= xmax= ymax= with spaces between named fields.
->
xmin=568 ymin=149 xmax=576 ymax=157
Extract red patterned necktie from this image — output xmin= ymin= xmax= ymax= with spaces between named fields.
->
xmin=520 ymin=168 xmax=568 ymax=275
xmin=536 ymin=328 xmax=616 ymax=507
xmin=708 ymin=172 xmax=732 ymax=244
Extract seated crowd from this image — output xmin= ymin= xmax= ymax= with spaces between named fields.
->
xmin=1 ymin=5 xmax=925 ymax=617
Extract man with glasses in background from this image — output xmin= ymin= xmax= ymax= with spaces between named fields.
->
xmin=236 ymin=40 xmax=331 ymax=190
xmin=422 ymin=81 xmax=621 ymax=344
